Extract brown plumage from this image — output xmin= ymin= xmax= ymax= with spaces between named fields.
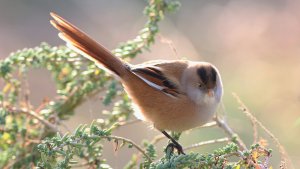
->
xmin=50 ymin=12 xmax=223 ymax=154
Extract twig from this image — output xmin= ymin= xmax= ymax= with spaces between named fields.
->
xmin=72 ymin=162 xmax=89 ymax=168
xmin=232 ymin=93 xmax=258 ymax=144
xmin=158 ymin=34 xmax=180 ymax=59
xmin=49 ymin=133 xmax=152 ymax=162
xmin=215 ymin=116 xmax=247 ymax=151
xmin=13 ymin=108 xmax=62 ymax=134
xmin=151 ymin=122 xmax=218 ymax=145
xmin=118 ymin=119 xmax=141 ymax=127
xmin=151 ymin=134 xmax=166 ymax=145
xmin=191 ymin=121 xmax=217 ymax=131
xmin=135 ymin=133 xmax=165 ymax=161
xmin=184 ymin=137 xmax=229 ymax=151
xmin=101 ymin=135 xmax=152 ymax=162
xmin=56 ymin=118 xmax=71 ymax=132
xmin=232 ymin=93 xmax=294 ymax=169
xmin=201 ymin=121 xmax=217 ymax=128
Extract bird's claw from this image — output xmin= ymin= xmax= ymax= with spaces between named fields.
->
xmin=166 ymin=142 xmax=185 ymax=155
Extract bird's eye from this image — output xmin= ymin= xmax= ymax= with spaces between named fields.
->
xmin=198 ymin=83 xmax=204 ymax=88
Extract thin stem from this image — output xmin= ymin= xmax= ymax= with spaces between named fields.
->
xmin=13 ymin=108 xmax=62 ymax=134
xmin=118 ymin=119 xmax=141 ymax=127
xmin=72 ymin=162 xmax=89 ymax=168
xmin=232 ymin=93 xmax=294 ymax=169
xmin=201 ymin=121 xmax=218 ymax=128
xmin=158 ymin=34 xmax=179 ymax=59
xmin=191 ymin=121 xmax=217 ymax=131
xmin=151 ymin=134 xmax=165 ymax=145
xmin=151 ymin=121 xmax=218 ymax=145
xmin=49 ymin=134 xmax=152 ymax=162
xmin=184 ymin=137 xmax=229 ymax=151
xmin=233 ymin=93 xmax=258 ymax=144
xmin=215 ymin=116 xmax=247 ymax=151
xmin=101 ymin=135 xmax=152 ymax=162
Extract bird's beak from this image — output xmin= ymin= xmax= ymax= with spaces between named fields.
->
xmin=207 ymin=89 xmax=214 ymax=97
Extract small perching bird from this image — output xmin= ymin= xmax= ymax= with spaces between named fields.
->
xmin=50 ymin=12 xmax=223 ymax=154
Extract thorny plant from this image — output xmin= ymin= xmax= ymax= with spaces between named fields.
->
xmin=0 ymin=0 xmax=293 ymax=168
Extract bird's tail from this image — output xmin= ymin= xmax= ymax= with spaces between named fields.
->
xmin=50 ymin=12 xmax=128 ymax=77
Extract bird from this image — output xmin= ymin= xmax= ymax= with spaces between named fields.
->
xmin=50 ymin=12 xmax=223 ymax=154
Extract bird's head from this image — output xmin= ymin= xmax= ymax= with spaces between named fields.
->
xmin=181 ymin=62 xmax=223 ymax=105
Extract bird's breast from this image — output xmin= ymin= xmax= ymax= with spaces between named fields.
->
xmin=122 ymin=74 xmax=219 ymax=132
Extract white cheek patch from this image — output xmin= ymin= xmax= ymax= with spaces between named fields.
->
xmin=193 ymin=91 xmax=216 ymax=106
xmin=203 ymin=94 xmax=216 ymax=105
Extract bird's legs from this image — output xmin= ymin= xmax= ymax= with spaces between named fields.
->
xmin=161 ymin=130 xmax=185 ymax=155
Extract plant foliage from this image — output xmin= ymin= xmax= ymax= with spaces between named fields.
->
xmin=0 ymin=0 xmax=277 ymax=168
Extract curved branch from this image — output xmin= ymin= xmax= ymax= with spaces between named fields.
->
xmin=232 ymin=93 xmax=294 ymax=169
xmin=12 ymin=107 xmax=61 ymax=134
xmin=215 ymin=116 xmax=247 ymax=151
xmin=184 ymin=137 xmax=229 ymax=151
xmin=101 ymin=135 xmax=152 ymax=162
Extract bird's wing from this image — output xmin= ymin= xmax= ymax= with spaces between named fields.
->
xmin=132 ymin=60 xmax=188 ymax=98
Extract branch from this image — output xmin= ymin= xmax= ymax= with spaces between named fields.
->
xmin=158 ymin=34 xmax=180 ymax=59
xmin=190 ymin=121 xmax=217 ymax=132
xmin=12 ymin=107 xmax=62 ymax=134
xmin=150 ymin=121 xmax=218 ymax=146
xmin=101 ymin=135 xmax=152 ymax=162
xmin=215 ymin=116 xmax=247 ymax=151
xmin=233 ymin=93 xmax=258 ymax=144
xmin=184 ymin=137 xmax=229 ymax=151
xmin=72 ymin=162 xmax=89 ymax=168
xmin=118 ymin=119 xmax=141 ymax=127
xmin=232 ymin=93 xmax=294 ymax=169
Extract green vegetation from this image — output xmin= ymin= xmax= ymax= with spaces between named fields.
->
xmin=0 ymin=0 xmax=285 ymax=168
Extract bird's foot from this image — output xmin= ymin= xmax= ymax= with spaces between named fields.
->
xmin=166 ymin=142 xmax=185 ymax=155
xmin=161 ymin=130 xmax=186 ymax=155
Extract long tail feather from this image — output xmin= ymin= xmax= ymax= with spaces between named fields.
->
xmin=50 ymin=12 xmax=128 ymax=77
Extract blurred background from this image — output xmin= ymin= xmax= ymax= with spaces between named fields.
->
xmin=0 ymin=0 xmax=299 ymax=168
